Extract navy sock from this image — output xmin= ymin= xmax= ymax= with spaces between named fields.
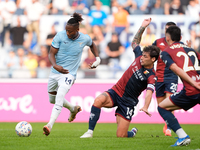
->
xmin=167 ymin=125 xmax=171 ymax=130
xmin=158 ymin=106 xmax=181 ymax=133
xmin=89 ymin=105 xmax=101 ymax=130
xmin=127 ymin=131 xmax=134 ymax=137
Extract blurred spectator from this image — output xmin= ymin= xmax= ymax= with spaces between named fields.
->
xmin=37 ymin=45 xmax=51 ymax=67
xmin=185 ymin=0 xmax=200 ymax=18
xmin=150 ymin=0 xmax=164 ymax=14
xmin=51 ymin=0 xmax=70 ymax=15
xmin=130 ymin=0 xmax=149 ymax=14
xmin=87 ymin=0 xmax=108 ymax=31
xmin=24 ymin=51 xmax=38 ymax=78
xmin=148 ymin=0 xmax=156 ymax=9
xmin=105 ymin=32 xmax=125 ymax=73
xmin=161 ymin=0 xmax=189 ymax=13
xmin=100 ymin=0 xmax=111 ymax=7
xmin=89 ymin=25 xmax=104 ymax=50
xmin=10 ymin=16 xmax=28 ymax=52
xmin=180 ymin=0 xmax=190 ymax=13
xmin=46 ymin=24 xmax=57 ymax=52
xmin=69 ymin=0 xmax=90 ymax=15
xmin=24 ymin=0 xmax=44 ymax=47
xmin=190 ymin=13 xmax=200 ymax=51
xmin=160 ymin=0 xmax=171 ymax=8
xmin=164 ymin=0 xmax=184 ymax=15
xmin=0 ymin=0 xmax=17 ymax=47
xmin=91 ymin=0 xmax=110 ymax=14
xmin=79 ymin=24 xmax=91 ymax=64
xmin=15 ymin=0 xmax=32 ymax=15
xmin=112 ymin=0 xmax=132 ymax=13
xmin=89 ymin=25 xmax=107 ymax=63
xmin=16 ymin=47 xmax=28 ymax=69
xmin=39 ymin=0 xmax=52 ymax=15
xmin=80 ymin=50 xmax=96 ymax=78
xmin=141 ymin=26 xmax=156 ymax=48
xmin=112 ymin=4 xmax=129 ymax=36
xmin=37 ymin=59 xmax=50 ymax=78
xmin=5 ymin=50 xmax=19 ymax=78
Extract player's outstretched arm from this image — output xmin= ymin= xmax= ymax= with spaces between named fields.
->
xmin=89 ymin=41 xmax=101 ymax=69
xmin=49 ymin=46 xmax=69 ymax=74
xmin=139 ymin=89 xmax=153 ymax=117
xmin=131 ymin=18 xmax=152 ymax=50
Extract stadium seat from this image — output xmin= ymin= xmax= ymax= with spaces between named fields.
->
xmin=151 ymin=8 xmax=164 ymax=15
xmin=0 ymin=69 xmax=9 ymax=78
xmin=12 ymin=69 xmax=32 ymax=78
xmin=95 ymin=65 xmax=113 ymax=79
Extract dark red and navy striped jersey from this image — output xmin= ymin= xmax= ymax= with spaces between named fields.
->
xmin=152 ymin=37 xmax=178 ymax=82
xmin=111 ymin=45 xmax=156 ymax=105
xmin=161 ymin=42 xmax=200 ymax=96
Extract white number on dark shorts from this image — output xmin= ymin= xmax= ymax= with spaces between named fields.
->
xmin=127 ymin=107 xmax=133 ymax=117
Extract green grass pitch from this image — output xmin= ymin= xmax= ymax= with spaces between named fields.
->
xmin=0 ymin=123 xmax=199 ymax=150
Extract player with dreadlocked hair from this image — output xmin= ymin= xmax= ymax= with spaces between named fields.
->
xmin=43 ymin=12 xmax=101 ymax=136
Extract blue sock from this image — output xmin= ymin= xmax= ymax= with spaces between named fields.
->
xmin=89 ymin=105 xmax=101 ymax=130
xmin=167 ymin=125 xmax=171 ymax=130
xmin=127 ymin=131 xmax=134 ymax=137
xmin=158 ymin=106 xmax=181 ymax=133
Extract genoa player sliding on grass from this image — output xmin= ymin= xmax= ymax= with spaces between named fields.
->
xmin=80 ymin=18 xmax=160 ymax=138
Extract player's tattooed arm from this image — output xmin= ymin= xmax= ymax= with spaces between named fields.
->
xmin=131 ymin=18 xmax=151 ymax=50
xmin=131 ymin=26 xmax=145 ymax=50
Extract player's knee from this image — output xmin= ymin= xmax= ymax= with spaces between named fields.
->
xmin=48 ymin=93 xmax=56 ymax=104
xmin=116 ymin=132 xmax=127 ymax=138
xmin=116 ymin=130 xmax=127 ymax=138
xmin=55 ymin=86 xmax=69 ymax=106
xmin=93 ymin=96 xmax=105 ymax=108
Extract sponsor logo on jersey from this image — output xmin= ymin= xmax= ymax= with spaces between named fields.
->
xmin=143 ymin=70 xmax=149 ymax=75
xmin=132 ymin=66 xmax=144 ymax=81
xmin=78 ymin=42 xmax=83 ymax=46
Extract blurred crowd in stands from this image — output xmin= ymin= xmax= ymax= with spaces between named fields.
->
xmin=0 ymin=0 xmax=200 ymax=79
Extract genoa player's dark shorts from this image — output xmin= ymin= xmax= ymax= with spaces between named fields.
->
xmin=156 ymin=80 xmax=178 ymax=98
xmin=106 ymin=89 xmax=135 ymax=122
xmin=170 ymin=89 xmax=200 ymax=111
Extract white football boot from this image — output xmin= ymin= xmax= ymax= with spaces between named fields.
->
xmin=80 ymin=130 xmax=93 ymax=138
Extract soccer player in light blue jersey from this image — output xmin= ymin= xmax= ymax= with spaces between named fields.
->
xmin=43 ymin=12 xmax=101 ymax=136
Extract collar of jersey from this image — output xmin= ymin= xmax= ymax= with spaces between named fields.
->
xmin=71 ymin=32 xmax=80 ymax=40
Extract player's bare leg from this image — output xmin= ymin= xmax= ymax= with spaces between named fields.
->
xmin=116 ymin=115 xmax=137 ymax=137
